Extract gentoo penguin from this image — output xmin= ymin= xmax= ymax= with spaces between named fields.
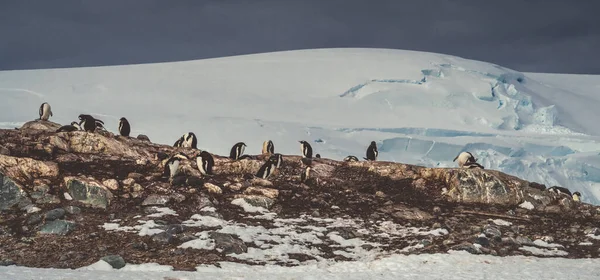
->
xmin=344 ymin=155 xmax=359 ymax=162
xmin=268 ymin=153 xmax=284 ymax=168
xmin=229 ymin=142 xmax=247 ymax=160
xmin=39 ymin=102 xmax=53 ymax=121
xmin=118 ymin=117 xmax=131 ymax=137
xmin=255 ymin=160 xmax=277 ymax=179
xmin=78 ymin=114 xmax=101 ymax=132
xmin=56 ymin=121 xmax=81 ymax=132
xmin=365 ymin=141 xmax=378 ymax=161
xmin=163 ymin=152 xmax=189 ymax=180
xmin=315 ymin=154 xmax=321 ymax=158
xmin=453 ymin=151 xmax=477 ymax=168
xmin=174 ymin=133 xmax=198 ymax=149
xmin=547 ymin=186 xmax=572 ymax=197
xmin=262 ymin=140 xmax=274 ymax=155
xmin=195 ymin=150 xmax=214 ymax=176
xmin=299 ymin=141 xmax=313 ymax=158
xmin=573 ymin=191 xmax=582 ymax=202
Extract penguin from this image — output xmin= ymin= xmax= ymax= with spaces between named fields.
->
xmin=572 ymin=191 xmax=582 ymax=202
xmin=262 ymin=140 xmax=274 ymax=155
xmin=547 ymin=186 xmax=572 ymax=197
xmin=344 ymin=155 xmax=359 ymax=162
xmin=38 ymin=102 xmax=53 ymax=121
xmin=268 ymin=153 xmax=283 ymax=168
xmin=315 ymin=154 xmax=321 ymax=158
xmin=229 ymin=142 xmax=247 ymax=160
xmin=118 ymin=117 xmax=131 ymax=137
xmin=453 ymin=151 xmax=477 ymax=168
xmin=174 ymin=133 xmax=198 ymax=149
xmin=365 ymin=141 xmax=378 ymax=161
xmin=163 ymin=152 xmax=189 ymax=180
xmin=463 ymin=162 xmax=485 ymax=169
xmin=195 ymin=150 xmax=214 ymax=176
xmin=78 ymin=114 xmax=101 ymax=132
xmin=239 ymin=155 xmax=254 ymax=160
xmin=56 ymin=121 xmax=82 ymax=132
xmin=255 ymin=160 xmax=277 ymax=179
xmin=299 ymin=141 xmax=313 ymax=158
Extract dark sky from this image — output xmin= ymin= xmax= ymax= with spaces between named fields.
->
xmin=1 ymin=0 xmax=599 ymax=74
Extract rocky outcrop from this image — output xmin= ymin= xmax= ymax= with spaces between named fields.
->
xmin=1 ymin=120 xmax=600 ymax=270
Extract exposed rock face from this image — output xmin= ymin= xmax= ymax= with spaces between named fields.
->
xmin=1 ymin=120 xmax=600 ymax=270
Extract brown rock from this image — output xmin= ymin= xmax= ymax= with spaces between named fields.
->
xmin=204 ymin=183 xmax=223 ymax=195
xmin=243 ymin=186 xmax=279 ymax=199
xmin=0 ymin=154 xmax=59 ymax=184
xmin=102 ymin=179 xmax=119 ymax=191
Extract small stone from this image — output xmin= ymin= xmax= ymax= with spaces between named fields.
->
xmin=197 ymin=195 xmax=215 ymax=209
xmin=127 ymin=173 xmax=143 ymax=180
xmin=475 ymin=236 xmax=490 ymax=247
xmin=516 ymin=236 xmax=534 ymax=245
xmin=470 ymin=226 xmax=482 ymax=234
xmin=132 ymin=242 xmax=148 ymax=251
xmin=101 ymin=255 xmax=126 ymax=269
xmin=122 ymin=178 xmax=135 ymax=186
xmin=204 ymin=183 xmax=223 ymax=195
xmin=40 ymin=220 xmax=76 ymax=235
xmin=569 ymin=227 xmax=579 ymax=234
xmin=249 ymin=178 xmax=273 ymax=187
xmin=225 ymin=183 xmax=244 ymax=191
xmin=433 ymin=206 xmax=442 ymax=213
xmin=483 ymin=225 xmax=502 ymax=239
xmin=23 ymin=204 xmax=41 ymax=214
xmin=585 ymin=228 xmax=600 ymax=236
xmin=45 ymin=208 xmax=66 ymax=221
xmin=209 ymin=232 xmax=247 ymax=254
xmin=541 ymin=236 xmax=554 ymax=243
xmin=166 ymin=224 xmax=186 ymax=234
xmin=26 ymin=214 xmax=42 ymax=225
xmin=142 ymin=194 xmax=171 ymax=206
xmin=102 ymin=179 xmax=119 ymax=191
xmin=238 ymin=195 xmax=275 ymax=209
xmin=170 ymin=193 xmax=186 ymax=203
xmin=375 ymin=191 xmax=386 ymax=198
xmin=65 ymin=206 xmax=81 ymax=215
xmin=432 ymin=222 xmax=442 ymax=229
xmin=420 ymin=239 xmax=432 ymax=247
xmin=132 ymin=183 xmax=143 ymax=192
xmin=63 ymin=192 xmax=73 ymax=200
xmin=450 ymin=242 xmax=481 ymax=254
xmin=152 ymin=231 xmax=174 ymax=244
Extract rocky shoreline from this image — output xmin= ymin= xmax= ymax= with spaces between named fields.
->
xmin=1 ymin=120 xmax=600 ymax=271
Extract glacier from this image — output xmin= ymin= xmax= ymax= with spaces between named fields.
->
xmin=1 ymin=48 xmax=600 ymax=205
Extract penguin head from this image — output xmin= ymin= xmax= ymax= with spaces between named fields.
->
xmin=573 ymin=191 xmax=582 ymax=201
xmin=120 ymin=117 xmax=128 ymax=122
xmin=70 ymin=121 xmax=79 ymax=126
xmin=173 ymin=152 xmax=189 ymax=161
xmin=315 ymin=154 xmax=321 ymax=158
xmin=299 ymin=140 xmax=308 ymax=145
xmin=370 ymin=141 xmax=376 ymax=146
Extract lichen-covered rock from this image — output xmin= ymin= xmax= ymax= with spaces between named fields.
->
xmin=64 ymin=177 xmax=113 ymax=209
xmin=0 ymin=172 xmax=31 ymax=211
xmin=102 ymin=179 xmax=119 ymax=191
xmin=20 ymin=120 xmax=62 ymax=132
xmin=142 ymin=194 xmax=171 ymax=206
xmin=209 ymin=232 xmax=247 ymax=254
xmin=204 ymin=183 xmax=223 ymax=195
xmin=234 ymin=195 xmax=275 ymax=209
xmin=101 ymin=255 xmax=125 ymax=269
xmin=40 ymin=220 xmax=76 ymax=235
xmin=0 ymin=155 xmax=59 ymax=183
xmin=243 ymin=187 xmax=279 ymax=199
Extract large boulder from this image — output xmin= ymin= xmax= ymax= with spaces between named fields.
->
xmin=20 ymin=120 xmax=62 ymax=132
xmin=64 ymin=176 xmax=114 ymax=209
xmin=49 ymin=132 xmax=152 ymax=158
xmin=0 ymin=155 xmax=59 ymax=183
xmin=0 ymin=172 xmax=31 ymax=211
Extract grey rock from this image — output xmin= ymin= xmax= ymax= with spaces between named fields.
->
xmin=516 ymin=236 xmax=534 ymax=246
xmin=420 ymin=239 xmax=432 ymax=247
xmin=240 ymin=195 xmax=275 ymax=210
xmin=142 ymin=194 xmax=171 ymax=206
xmin=152 ymin=231 xmax=174 ymax=244
xmin=26 ymin=214 xmax=42 ymax=225
xmin=0 ymin=259 xmax=15 ymax=266
xmin=137 ymin=134 xmax=150 ymax=142
xmin=0 ymin=173 xmax=32 ymax=211
xmin=166 ymin=224 xmax=186 ymax=234
xmin=65 ymin=177 xmax=113 ymax=209
xmin=101 ymin=255 xmax=126 ymax=269
xmin=197 ymin=195 xmax=215 ymax=209
xmin=170 ymin=193 xmax=186 ymax=203
xmin=450 ymin=242 xmax=481 ymax=255
xmin=209 ymin=232 xmax=248 ymax=255
xmin=585 ymin=228 xmax=600 ymax=236
xmin=40 ymin=220 xmax=76 ymax=235
xmin=45 ymin=208 xmax=66 ymax=221
xmin=0 ymin=145 xmax=10 ymax=156
xmin=65 ymin=206 xmax=82 ymax=215
xmin=475 ymin=236 xmax=490 ymax=247
xmin=483 ymin=225 xmax=502 ymax=239
xmin=132 ymin=242 xmax=148 ymax=251
xmin=127 ymin=173 xmax=144 ymax=180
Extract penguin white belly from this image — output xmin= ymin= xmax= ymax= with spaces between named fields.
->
xmin=197 ymin=157 xmax=206 ymax=175
xmin=169 ymin=161 xmax=180 ymax=177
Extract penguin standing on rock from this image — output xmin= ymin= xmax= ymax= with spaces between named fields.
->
xmin=118 ymin=117 xmax=131 ymax=137
xmin=56 ymin=121 xmax=82 ymax=132
xmin=163 ymin=152 xmax=189 ymax=180
xmin=195 ymin=151 xmax=214 ymax=176
xmin=299 ymin=141 xmax=313 ymax=158
xmin=300 ymin=166 xmax=312 ymax=183
xmin=547 ymin=186 xmax=572 ymax=197
xmin=39 ymin=102 xmax=53 ymax=121
xmin=78 ymin=114 xmax=103 ymax=132
xmin=268 ymin=153 xmax=284 ymax=168
xmin=453 ymin=151 xmax=477 ymax=168
xmin=255 ymin=160 xmax=277 ymax=179
xmin=262 ymin=140 xmax=274 ymax=155
xmin=365 ymin=141 xmax=378 ymax=161
xmin=230 ymin=142 xmax=247 ymax=160
xmin=174 ymin=133 xmax=198 ymax=149
xmin=573 ymin=191 xmax=582 ymax=202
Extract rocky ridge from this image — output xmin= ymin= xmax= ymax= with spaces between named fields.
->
xmin=1 ymin=120 xmax=600 ymax=271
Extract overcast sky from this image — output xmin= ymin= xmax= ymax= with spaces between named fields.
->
xmin=1 ymin=0 xmax=599 ymax=74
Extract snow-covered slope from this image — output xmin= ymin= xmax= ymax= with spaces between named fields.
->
xmin=1 ymin=48 xmax=600 ymax=205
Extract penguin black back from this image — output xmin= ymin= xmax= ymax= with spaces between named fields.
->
xmin=119 ymin=117 xmax=131 ymax=137
xmin=268 ymin=153 xmax=284 ymax=168
xmin=196 ymin=150 xmax=215 ymax=176
xmin=365 ymin=141 xmax=378 ymax=161
xmin=299 ymin=140 xmax=313 ymax=158
xmin=255 ymin=160 xmax=276 ymax=179
xmin=78 ymin=114 xmax=98 ymax=132
xmin=230 ymin=142 xmax=247 ymax=160
xmin=344 ymin=155 xmax=359 ymax=162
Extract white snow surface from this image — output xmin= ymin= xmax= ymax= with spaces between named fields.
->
xmin=2 ymin=48 xmax=600 ymax=276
